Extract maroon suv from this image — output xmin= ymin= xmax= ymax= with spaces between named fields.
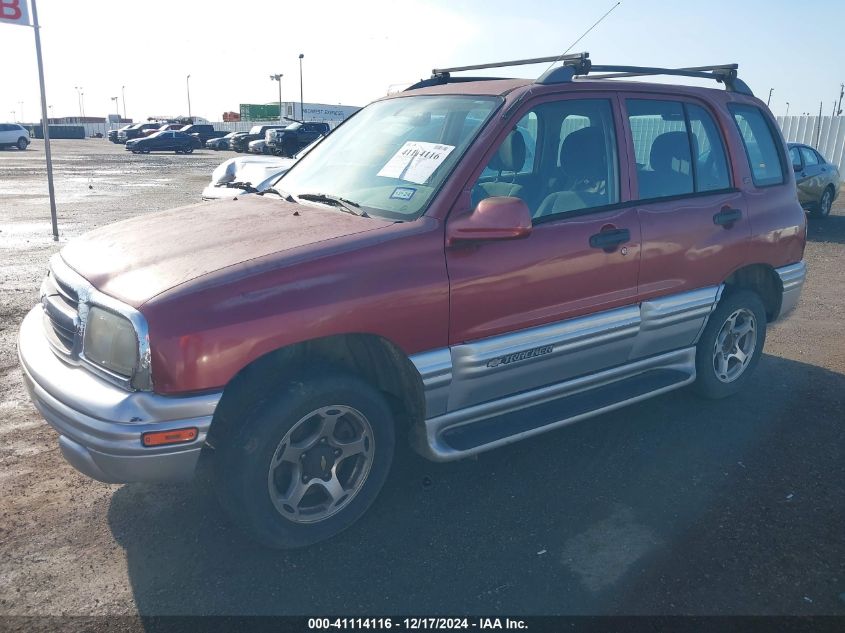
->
xmin=19 ymin=54 xmax=807 ymax=548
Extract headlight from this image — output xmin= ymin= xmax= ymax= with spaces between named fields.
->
xmin=83 ymin=306 xmax=138 ymax=377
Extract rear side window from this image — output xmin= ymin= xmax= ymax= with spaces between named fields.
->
xmin=627 ymin=100 xmax=693 ymax=199
xmin=799 ymin=146 xmax=818 ymax=166
xmin=687 ymin=104 xmax=730 ymax=192
xmin=789 ymin=147 xmax=802 ymax=169
xmin=729 ymin=104 xmax=785 ymax=187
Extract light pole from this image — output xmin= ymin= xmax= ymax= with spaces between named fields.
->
xmin=111 ymin=97 xmax=119 ymax=128
xmin=74 ymin=86 xmax=82 ymax=120
xmin=270 ymin=73 xmax=283 ymax=123
xmin=18 ymin=101 xmax=24 ymax=123
xmin=121 ymin=85 xmax=127 ymax=120
xmin=767 ymin=88 xmax=773 ymax=106
xmin=785 ymin=102 xmax=790 ymax=116
xmin=10 ymin=110 xmax=15 ymax=122
xmin=186 ymin=74 xmax=192 ymax=120
xmin=298 ymin=53 xmax=304 ymax=122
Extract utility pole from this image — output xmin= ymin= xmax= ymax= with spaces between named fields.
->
xmin=121 ymin=85 xmax=127 ymax=120
xmin=767 ymin=88 xmax=773 ymax=106
xmin=786 ymin=102 xmax=790 ymax=116
xmin=837 ymin=83 xmax=843 ymax=116
xmin=814 ymin=101 xmax=823 ymax=147
xmin=111 ymin=97 xmax=119 ymax=127
xmin=299 ymin=53 xmax=304 ymax=122
xmin=270 ymin=74 xmax=283 ymax=123
xmin=186 ymin=74 xmax=192 ymax=120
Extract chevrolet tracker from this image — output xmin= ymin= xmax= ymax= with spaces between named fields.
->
xmin=19 ymin=53 xmax=807 ymax=548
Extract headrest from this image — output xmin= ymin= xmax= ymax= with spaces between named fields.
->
xmin=559 ymin=126 xmax=606 ymax=182
xmin=489 ymin=129 xmax=526 ymax=173
xmin=650 ymin=131 xmax=694 ymax=173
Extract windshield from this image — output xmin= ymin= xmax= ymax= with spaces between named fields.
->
xmin=277 ymin=95 xmax=501 ymax=220
xmin=147 ymin=131 xmax=164 ymax=138
xmin=249 ymin=126 xmax=264 ymax=134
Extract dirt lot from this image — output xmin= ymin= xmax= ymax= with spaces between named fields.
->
xmin=1 ymin=140 xmax=843 ymax=616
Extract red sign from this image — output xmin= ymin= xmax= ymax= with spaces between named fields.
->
xmin=0 ymin=0 xmax=31 ymax=26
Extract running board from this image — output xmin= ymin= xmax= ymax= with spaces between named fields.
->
xmin=411 ymin=348 xmax=696 ymax=461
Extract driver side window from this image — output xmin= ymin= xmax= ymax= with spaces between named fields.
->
xmin=472 ymin=99 xmax=619 ymax=219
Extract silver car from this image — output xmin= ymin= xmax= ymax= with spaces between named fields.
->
xmin=788 ymin=143 xmax=841 ymax=218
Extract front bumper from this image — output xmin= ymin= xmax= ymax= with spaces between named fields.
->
xmin=18 ymin=307 xmax=221 ymax=483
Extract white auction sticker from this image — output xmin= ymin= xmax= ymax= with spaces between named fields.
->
xmin=377 ymin=141 xmax=456 ymax=184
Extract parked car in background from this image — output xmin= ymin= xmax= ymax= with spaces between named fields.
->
xmin=179 ymin=124 xmax=227 ymax=145
xmin=19 ymin=54 xmax=808 ymax=549
xmin=0 ymin=123 xmax=30 ymax=150
xmin=266 ymin=121 xmax=330 ymax=157
xmin=118 ymin=122 xmax=161 ymax=143
xmin=126 ymin=130 xmax=199 ymax=154
xmin=248 ymin=139 xmax=270 ymax=154
xmin=206 ymin=132 xmax=236 ymax=150
xmin=788 ymin=142 xmax=841 ymax=218
xmin=108 ymin=125 xmax=132 ymax=144
xmin=142 ymin=123 xmax=184 ymax=138
xmin=230 ymin=124 xmax=286 ymax=152
xmin=201 ymin=154 xmax=298 ymax=199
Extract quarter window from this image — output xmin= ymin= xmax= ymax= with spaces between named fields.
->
xmin=729 ymin=104 xmax=785 ymax=186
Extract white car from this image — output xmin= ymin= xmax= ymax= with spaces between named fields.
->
xmin=201 ymin=137 xmax=322 ymax=200
xmin=201 ymin=154 xmax=297 ymax=200
xmin=248 ymin=138 xmax=270 ymax=155
xmin=0 ymin=123 xmax=30 ymax=150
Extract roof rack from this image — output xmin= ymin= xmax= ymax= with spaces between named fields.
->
xmin=406 ymin=52 xmax=753 ymax=96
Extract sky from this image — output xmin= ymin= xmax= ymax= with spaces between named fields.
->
xmin=1 ymin=0 xmax=843 ymax=123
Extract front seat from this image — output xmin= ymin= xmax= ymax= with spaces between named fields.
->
xmin=638 ymin=131 xmax=695 ymax=199
xmin=477 ymin=129 xmax=527 ymax=199
xmin=536 ymin=126 xmax=608 ymax=217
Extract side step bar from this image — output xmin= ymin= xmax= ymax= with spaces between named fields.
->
xmin=411 ymin=348 xmax=696 ymax=461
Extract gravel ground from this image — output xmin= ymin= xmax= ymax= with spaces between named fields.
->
xmin=0 ymin=140 xmax=843 ymax=616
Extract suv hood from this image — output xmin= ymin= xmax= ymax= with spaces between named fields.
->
xmin=60 ymin=196 xmax=392 ymax=307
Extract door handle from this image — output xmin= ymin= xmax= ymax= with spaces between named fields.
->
xmin=589 ymin=228 xmax=630 ymax=249
xmin=713 ymin=208 xmax=742 ymax=226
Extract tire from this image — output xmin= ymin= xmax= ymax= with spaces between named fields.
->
xmin=693 ymin=289 xmax=767 ymax=399
xmin=810 ymin=186 xmax=834 ymax=218
xmin=17 ymin=137 xmax=28 ymax=150
xmin=213 ymin=371 xmax=395 ymax=548
xmin=184 ymin=146 xmax=194 ymax=154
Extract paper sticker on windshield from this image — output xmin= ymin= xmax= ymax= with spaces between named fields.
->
xmin=390 ymin=186 xmax=416 ymax=201
xmin=377 ymin=141 xmax=455 ymax=184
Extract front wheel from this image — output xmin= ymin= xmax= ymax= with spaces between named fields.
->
xmin=184 ymin=146 xmax=194 ymax=154
xmin=213 ymin=372 xmax=395 ymax=548
xmin=693 ymin=289 xmax=767 ymax=399
xmin=17 ymin=137 xmax=28 ymax=150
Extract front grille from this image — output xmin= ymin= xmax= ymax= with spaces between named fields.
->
xmin=41 ymin=267 xmax=81 ymax=358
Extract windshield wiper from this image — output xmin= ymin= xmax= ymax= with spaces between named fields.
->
xmin=296 ymin=192 xmax=369 ymax=217
xmin=224 ymin=181 xmax=259 ymax=193
xmin=258 ymin=187 xmax=296 ymax=202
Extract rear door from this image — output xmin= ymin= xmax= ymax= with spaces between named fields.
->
xmin=623 ymin=95 xmax=750 ymax=359
xmin=797 ymin=145 xmax=823 ymax=203
xmin=445 ymin=93 xmax=642 ymax=411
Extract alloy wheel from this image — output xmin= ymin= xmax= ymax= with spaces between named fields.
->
xmin=712 ymin=308 xmax=757 ymax=383
xmin=820 ymin=189 xmax=832 ymax=217
xmin=267 ymin=405 xmax=375 ymax=524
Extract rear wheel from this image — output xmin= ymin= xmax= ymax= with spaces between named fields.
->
xmin=693 ymin=289 xmax=766 ymax=399
xmin=810 ymin=186 xmax=834 ymax=218
xmin=184 ymin=145 xmax=194 ymax=154
xmin=213 ymin=372 xmax=395 ymax=548
xmin=17 ymin=137 xmax=28 ymax=150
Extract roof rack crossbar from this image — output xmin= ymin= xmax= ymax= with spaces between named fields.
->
xmin=432 ymin=52 xmax=587 ymax=77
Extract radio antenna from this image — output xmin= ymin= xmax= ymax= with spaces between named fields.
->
xmin=538 ymin=1 xmax=622 ymax=79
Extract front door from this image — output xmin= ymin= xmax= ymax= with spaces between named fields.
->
xmin=445 ymin=94 xmax=642 ymax=411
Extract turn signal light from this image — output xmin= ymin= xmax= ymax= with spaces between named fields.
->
xmin=142 ymin=428 xmax=198 ymax=447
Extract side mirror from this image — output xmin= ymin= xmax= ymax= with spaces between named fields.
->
xmin=447 ymin=196 xmax=532 ymax=245
xmin=793 ymin=163 xmax=802 ymax=173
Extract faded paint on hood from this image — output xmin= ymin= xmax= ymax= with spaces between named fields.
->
xmin=60 ymin=196 xmax=391 ymax=307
